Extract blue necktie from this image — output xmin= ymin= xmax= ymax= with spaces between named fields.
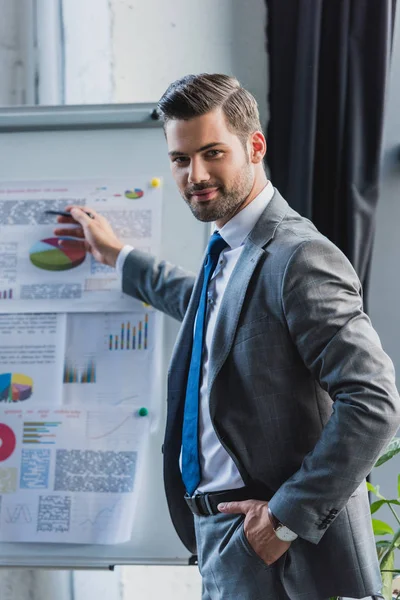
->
xmin=181 ymin=231 xmax=228 ymax=495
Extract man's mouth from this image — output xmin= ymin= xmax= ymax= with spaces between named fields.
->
xmin=190 ymin=188 xmax=220 ymax=202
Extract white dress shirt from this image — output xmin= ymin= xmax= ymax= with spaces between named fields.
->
xmin=117 ymin=182 xmax=274 ymax=493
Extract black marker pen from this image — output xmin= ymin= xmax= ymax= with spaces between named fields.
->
xmin=44 ymin=209 xmax=95 ymax=219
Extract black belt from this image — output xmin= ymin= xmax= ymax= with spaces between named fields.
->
xmin=184 ymin=485 xmax=272 ymax=517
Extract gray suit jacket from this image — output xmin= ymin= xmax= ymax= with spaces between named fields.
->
xmin=123 ymin=190 xmax=400 ymax=598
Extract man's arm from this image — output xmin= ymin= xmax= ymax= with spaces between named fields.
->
xmin=268 ymin=236 xmax=400 ymax=544
xmin=54 ymin=206 xmax=196 ymax=322
xmin=122 ymin=248 xmax=196 ymax=322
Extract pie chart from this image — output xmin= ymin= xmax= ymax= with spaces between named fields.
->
xmin=0 ymin=373 xmax=33 ymax=402
xmin=125 ymin=188 xmax=144 ymax=199
xmin=29 ymin=237 xmax=86 ymax=271
xmin=0 ymin=424 xmax=16 ymax=461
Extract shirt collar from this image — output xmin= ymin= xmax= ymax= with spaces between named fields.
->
xmin=217 ymin=181 xmax=274 ymax=250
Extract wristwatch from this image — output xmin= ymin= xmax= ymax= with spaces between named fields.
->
xmin=267 ymin=507 xmax=298 ymax=542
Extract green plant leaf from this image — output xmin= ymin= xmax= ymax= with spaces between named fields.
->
xmin=375 ymin=437 xmax=400 ymax=467
xmin=371 ymin=499 xmax=387 ymax=514
xmin=377 ymin=540 xmax=392 ymax=548
xmin=372 ymin=518 xmax=394 ymax=535
xmin=376 ymin=539 xmax=391 ymax=559
xmin=382 ymin=569 xmax=400 ymax=573
xmin=371 ymin=499 xmax=400 ymax=515
xmin=398 ymin=473 xmax=400 ymax=499
xmin=368 ymin=482 xmax=385 ymax=499
xmin=381 ymin=549 xmax=395 ymax=600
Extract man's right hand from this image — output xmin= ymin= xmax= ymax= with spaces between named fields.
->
xmin=54 ymin=206 xmax=124 ymax=267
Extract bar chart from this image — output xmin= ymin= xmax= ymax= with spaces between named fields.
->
xmin=108 ymin=314 xmax=149 ymax=351
xmin=0 ymin=289 xmax=13 ymax=300
xmin=63 ymin=359 xmax=96 ymax=384
xmin=22 ymin=421 xmax=62 ymax=444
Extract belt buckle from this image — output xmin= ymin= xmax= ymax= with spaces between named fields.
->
xmin=184 ymin=493 xmax=216 ymax=517
xmin=184 ymin=493 xmax=202 ymax=516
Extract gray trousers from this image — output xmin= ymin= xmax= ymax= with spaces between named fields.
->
xmin=194 ymin=511 xmax=377 ymax=600
xmin=194 ymin=511 xmax=290 ymax=600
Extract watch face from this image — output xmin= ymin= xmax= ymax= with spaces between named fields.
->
xmin=275 ymin=526 xmax=298 ymax=542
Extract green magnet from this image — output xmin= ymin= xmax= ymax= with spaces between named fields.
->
xmin=138 ymin=407 xmax=148 ymax=417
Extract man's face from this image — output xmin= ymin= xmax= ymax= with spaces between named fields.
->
xmin=166 ymin=108 xmax=254 ymax=224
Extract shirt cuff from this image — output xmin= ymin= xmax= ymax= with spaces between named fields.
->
xmin=115 ymin=245 xmax=134 ymax=277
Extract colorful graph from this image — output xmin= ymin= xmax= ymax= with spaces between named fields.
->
xmin=108 ymin=314 xmax=149 ymax=350
xmin=0 ymin=424 xmax=16 ymax=461
xmin=125 ymin=188 xmax=144 ymax=199
xmin=64 ymin=359 xmax=96 ymax=383
xmin=22 ymin=421 xmax=62 ymax=444
xmin=0 ymin=373 xmax=33 ymax=402
xmin=0 ymin=289 xmax=13 ymax=299
xmin=29 ymin=237 xmax=86 ymax=271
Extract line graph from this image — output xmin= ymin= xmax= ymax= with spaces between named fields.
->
xmin=5 ymin=503 xmax=32 ymax=524
xmin=79 ymin=501 xmax=120 ymax=531
xmin=88 ymin=414 xmax=132 ymax=440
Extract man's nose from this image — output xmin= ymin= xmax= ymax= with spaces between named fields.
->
xmin=188 ymin=158 xmax=210 ymax=184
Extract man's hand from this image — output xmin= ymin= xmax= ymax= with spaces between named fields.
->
xmin=218 ymin=499 xmax=291 ymax=566
xmin=54 ymin=206 xmax=124 ymax=267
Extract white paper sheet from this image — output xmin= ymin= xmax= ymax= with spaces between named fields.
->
xmin=0 ymin=407 xmax=149 ymax=543
xmin=0 ymin=313 xmax=66 ymax=407
xmin=62 ymin=311 xmax=163 ymax=409
xmin=0 ymin=178 xmax=162 ymax=313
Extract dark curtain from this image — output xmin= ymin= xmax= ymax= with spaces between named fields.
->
xmin=265 ymin=0 xmax=397 ymax=309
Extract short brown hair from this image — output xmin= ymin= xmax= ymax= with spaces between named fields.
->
xmin=157 ymin=74 xmax=262 ymax=145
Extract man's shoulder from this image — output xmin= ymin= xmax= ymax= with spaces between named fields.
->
xmin=272 ymin=206 xmax=333 ymax=256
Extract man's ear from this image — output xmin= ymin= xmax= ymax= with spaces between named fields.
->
xmin=250 ymin=131 xmax=267 ymax=165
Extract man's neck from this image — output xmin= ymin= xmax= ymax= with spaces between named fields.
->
xmin=216 ymin=174 xmax=269 ymax=228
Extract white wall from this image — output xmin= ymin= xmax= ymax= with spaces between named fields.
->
xmin=60 ymin=0 xmax=269 ymax=128
xmin=62 ymin=0 xmax=113 ymax=104
xmin=0 ymin=0 xmax=24 ymax=105
xmin=109 ymin=0 xmax=269 ymax=127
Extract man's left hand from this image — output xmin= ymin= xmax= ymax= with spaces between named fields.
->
xmin=218 ymin=499 xmax=291 ymax=566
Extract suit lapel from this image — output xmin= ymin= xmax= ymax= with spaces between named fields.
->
xmin=207 ymin=242 xmax=265 ymax=394
xmin=208 ymin=190 xmax=289 ymax=394
xmin=166 ymin=190 xmax=289 ymax=428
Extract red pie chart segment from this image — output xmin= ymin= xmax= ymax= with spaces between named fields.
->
xmin=0 ymin=424 xmax=16 ymax=461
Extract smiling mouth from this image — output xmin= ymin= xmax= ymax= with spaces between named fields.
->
xmin=191 ymin=188 xmax=220 ymax=201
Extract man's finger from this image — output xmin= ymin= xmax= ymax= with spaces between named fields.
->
xmin=217 ymin=500 xmax=253 ymax=514
xmin=69 ymin=207 xmax=94 ymax=225
xmin=57 ymin=238 xmax=86 ymax=248
xmin=54 ymin=228 xmax=84 ymax=238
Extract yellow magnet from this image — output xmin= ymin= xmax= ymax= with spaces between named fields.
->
xmin=150 ymin=177 xmax=161 ymax=188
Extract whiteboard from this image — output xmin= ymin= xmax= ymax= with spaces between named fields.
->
xmin=0 ymin=104 xmax=208 ymax=568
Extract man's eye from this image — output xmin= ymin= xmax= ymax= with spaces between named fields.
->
xmin=173 ymin=156 xmax=189 ymax=164
xmin=206 ymin=150 xmax=222 ymax=157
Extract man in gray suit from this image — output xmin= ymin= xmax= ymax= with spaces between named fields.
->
xmin=55 ymin=74 xmax=399 ymax=599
